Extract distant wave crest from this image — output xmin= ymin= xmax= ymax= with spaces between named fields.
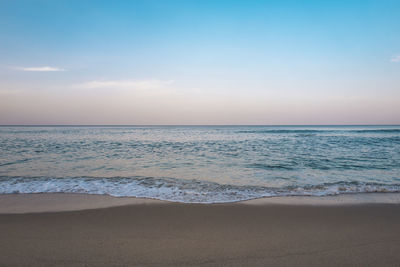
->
xmin=236 ymin=128 xmax=400 ymax=134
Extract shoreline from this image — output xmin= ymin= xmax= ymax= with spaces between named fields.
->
xmin=1 ymin=192 xmax=400 ymax=214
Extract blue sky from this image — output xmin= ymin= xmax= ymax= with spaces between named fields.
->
xmin=0 ymin=0 xmax=399 ymax=124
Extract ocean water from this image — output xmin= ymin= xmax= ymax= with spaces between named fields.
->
xmin=0 ymin=125 xmax=400 ymax=203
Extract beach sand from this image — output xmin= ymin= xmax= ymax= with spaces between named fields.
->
xmin=1 ymin=194 xmax=400 ymax=266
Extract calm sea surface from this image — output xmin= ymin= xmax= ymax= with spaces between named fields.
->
xmin=1 ymin=126 xmax=400 ymax=203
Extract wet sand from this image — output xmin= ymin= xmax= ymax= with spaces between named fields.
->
xmin=1 ymin=194 xmax=400 ymax=266
xmin=2 ymin=193 xmax=400 ymax=213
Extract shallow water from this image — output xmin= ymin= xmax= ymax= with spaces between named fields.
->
xmin=0 ymin=125 xmax=399 ymax=203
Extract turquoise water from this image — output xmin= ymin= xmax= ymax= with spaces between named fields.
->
xmin=0 ymin=126 xmax=400 ymax=203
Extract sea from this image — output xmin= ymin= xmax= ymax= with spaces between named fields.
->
xmin=0 ymin=125 xmax=399 ymax=203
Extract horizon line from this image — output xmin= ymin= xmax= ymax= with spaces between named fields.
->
xmin=1 ymin=124 xmax=399 ymax=127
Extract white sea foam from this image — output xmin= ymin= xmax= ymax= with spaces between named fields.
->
xmin=1 ymin=176 xmax=400 ymax=203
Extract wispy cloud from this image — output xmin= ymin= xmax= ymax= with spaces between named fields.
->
xmin=14 ymin=66 xmax=66 ymax=72
xmin=75 ymin=79 xmax=174 ymax=90
xmin=390 ymin=55 xmax=400 ymax=63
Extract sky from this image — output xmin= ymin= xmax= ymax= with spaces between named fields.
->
xmin=0 ymin=0 xmax=399 ymax=125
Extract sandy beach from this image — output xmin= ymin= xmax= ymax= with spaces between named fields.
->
xmin=1 ymin=194 xmax=400 ymax=266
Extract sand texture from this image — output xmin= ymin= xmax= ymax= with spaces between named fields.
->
xmin=1 ymin=197 xmax=400 ymax=266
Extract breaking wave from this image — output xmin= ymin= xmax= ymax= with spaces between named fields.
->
xmin=1 ymin=176 xmax=400 ymax=203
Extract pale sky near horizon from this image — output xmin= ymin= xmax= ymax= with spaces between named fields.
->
xmin=0 ymin=0 xmax=399 ymax=125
